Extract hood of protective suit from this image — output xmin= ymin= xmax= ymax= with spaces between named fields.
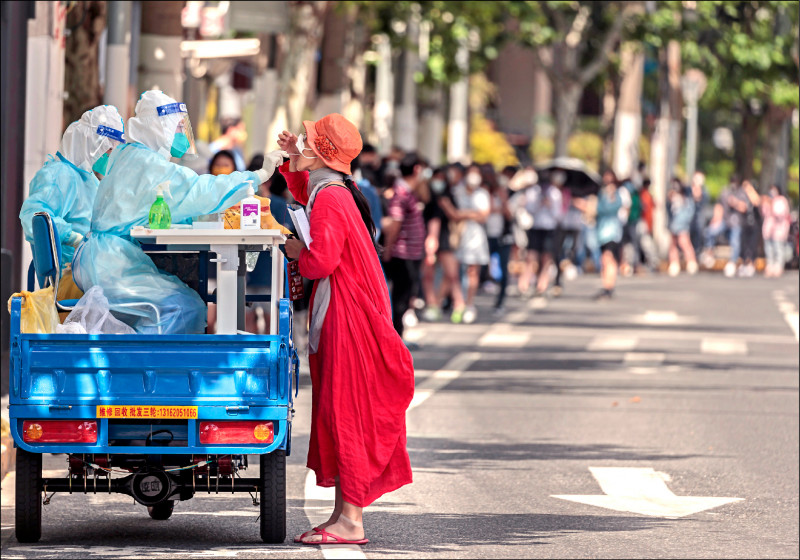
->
xmin=59 ymin=105 xmax=125 ymax=172
xmin=127 ymin=90 xmax=186 ymax=161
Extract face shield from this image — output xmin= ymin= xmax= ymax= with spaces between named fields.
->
xmin=91 ymin=124 xmax=126 ymax=175
xmin=156 ymin=102 xmax=197 ymax=160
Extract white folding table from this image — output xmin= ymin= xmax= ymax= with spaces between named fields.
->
xmin=130 ymin=227 xmax=287 ymax=334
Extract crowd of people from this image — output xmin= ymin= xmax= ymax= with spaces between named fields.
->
xmin=213 ymin=141 xmax=796 ymax=340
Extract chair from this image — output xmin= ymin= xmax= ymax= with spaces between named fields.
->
xmin=29 ymin=211 xmax=162 ymax=333
xmin=30 ymin=211 xmax=79 ymax=312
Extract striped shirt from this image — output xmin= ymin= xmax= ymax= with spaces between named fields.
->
xmin=388 ymin=178 xmax=425 ymax=260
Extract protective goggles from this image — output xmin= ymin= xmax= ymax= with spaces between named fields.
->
xmin=156 ymin=102 xmax=197 ymax=159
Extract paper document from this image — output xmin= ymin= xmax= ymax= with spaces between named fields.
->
xmin=288 ymin=206 xmax=313 ymax=245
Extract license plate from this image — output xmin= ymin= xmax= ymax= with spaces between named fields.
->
xmin=96 ymin=405 xmax=198 ymax=419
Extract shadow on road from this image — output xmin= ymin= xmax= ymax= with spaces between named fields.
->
xmin=365 ymin=511 xmax=670 ymax=553
xmin=407 ymin=437 xmax=701 ymax=469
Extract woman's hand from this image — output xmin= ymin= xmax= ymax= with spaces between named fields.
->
xmin=278 ymin=130 xmax=299 ymax=172
xmin=284 ymin=237 xmax=307 ymax=261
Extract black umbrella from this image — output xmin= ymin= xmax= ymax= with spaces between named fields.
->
xmin=535 ymin=157 xmax=602 ymax=198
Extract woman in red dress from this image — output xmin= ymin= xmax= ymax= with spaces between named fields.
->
xmin=279 ymin=114 xmax=415 ymax=545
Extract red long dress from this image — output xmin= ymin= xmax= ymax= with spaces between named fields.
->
xmin=280 ymin=163 xmax=415 ymax=507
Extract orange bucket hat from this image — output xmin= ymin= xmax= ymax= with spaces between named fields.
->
xmin=302 ymin=113 xmax=362 ymax=175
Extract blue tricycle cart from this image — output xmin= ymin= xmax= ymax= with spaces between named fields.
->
xmin=8 ymin=213 xmax=298 ymax=543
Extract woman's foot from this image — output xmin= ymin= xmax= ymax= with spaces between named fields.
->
xmin=300 ymin=513 xmax=365 ymax=543
xmin=294 ymin=511 xmax=340 ymax=542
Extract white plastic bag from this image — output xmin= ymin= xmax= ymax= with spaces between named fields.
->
xmin=57 ymin=286 xmax=136 ymax=335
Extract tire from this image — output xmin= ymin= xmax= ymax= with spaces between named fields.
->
xmin=15 ymin=449 xmax=42 ymax=543
xmin=147 ymin=500 xmax=175 ymax=520
xmin=259 ymin=450 xmax=286 ymax=543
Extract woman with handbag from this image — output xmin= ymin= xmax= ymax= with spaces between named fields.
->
xmin=279 ymin=114 xmax=415 ymax=545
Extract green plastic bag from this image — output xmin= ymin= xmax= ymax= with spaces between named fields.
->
xmin=7 ymin=286 xmax=60 ymax=334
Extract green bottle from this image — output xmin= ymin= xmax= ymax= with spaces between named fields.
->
xmin=148 ymin=181 xmax=171 ymax=229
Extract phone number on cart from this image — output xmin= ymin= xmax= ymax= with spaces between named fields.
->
xmin=96 ymin=406 xmax=198 ymax=419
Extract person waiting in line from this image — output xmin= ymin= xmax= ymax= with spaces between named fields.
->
xmin=381 ymin=152 xmax=426 ymax=339
xmin=208 ymin=149 xmax=237 ymax=176
xmin=452 ymin=163 xmax=491 ymax=324
xmin=520 ymin=169 xmax=563 ymax=298
xmin=277 ymin=114 xmax=414 ymax=546
xmin=19 ymin=105 xmax=126 ymax=303
xmin=576 ymin=169 xmax=624 ymax=301
xmin=552 ymin=169 xmax=583 ymax=296
xmin=421 ymin=166 xmax=466 ymax=323
xmin=666 ymin=177 xmax=699 ymax=277
xmin=482 ymin=163 xmax=514 ymax=316
xmin=738 ymin=179 xmax=762 ymax=278
xmin=701 ymin=174 xmax=745 ymax=277
xmin=689 ymin=170 xmax=710 ymax=256
xmin=761 ymin=184 xmax=792 ymax=278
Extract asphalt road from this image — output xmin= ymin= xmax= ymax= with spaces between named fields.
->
xmin=2 ymin=271 xmax=798 ymax=559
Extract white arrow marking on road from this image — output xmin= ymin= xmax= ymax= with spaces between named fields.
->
xmin=552 ymin=467 xmax=743 ymax=518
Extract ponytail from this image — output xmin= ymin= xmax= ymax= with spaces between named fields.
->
xmin=344 ymin=175 xmax=382 ymax=256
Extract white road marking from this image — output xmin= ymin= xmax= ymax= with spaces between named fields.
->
xmin=624 ymin=352 xmax=666 ymax=363
xmin=587 ymin=336 xmax=638 ymax=351
xmin=701 ymin=338 xmax=748 ymax=355
xmin=773 ymin=291 xmax=799 ymax=342
xmin=477 ymin=332 xmax=530 ymax=347
xmin=552 ymin=467 xmax=743 ymax=518
xmin=408 ymin=352 xmax=482 ymax=410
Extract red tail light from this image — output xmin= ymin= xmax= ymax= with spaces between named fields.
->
xmin=22 ymin=420 xmax=97 ymax=443
xmin=199 ymin=421 xmax=274 ymax=444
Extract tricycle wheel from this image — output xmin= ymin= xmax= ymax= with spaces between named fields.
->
xmin=147 ymin=500 xmax=175 ymax=520
xmin=15 ymin=449 xmax=42 ymax=543
xmin=259 ymin=451 xmax=286 ymax=543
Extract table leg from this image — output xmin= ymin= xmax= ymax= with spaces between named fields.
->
xmin=238 ymin=249 xmax=246 ymax=332
xmin=269 ymin=246 xmax=284 ymax=334
xmin=211 ymin=245 xmax=239 ymax=335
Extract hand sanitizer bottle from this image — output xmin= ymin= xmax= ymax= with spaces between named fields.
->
xmin=148 ymin=181 xmax=172 ymax=229
xmin=240 ymin=181 xmax=261 ymax=230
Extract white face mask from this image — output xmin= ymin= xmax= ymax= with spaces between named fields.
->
xmin=421 ymin=167 xmax=433 ymax=181
xmin=430 ymin=179 xmax=446 ymax=194
xmin=295 ymin=133 xmax=317 ymax=159
xmin=466 ymin=172 xmax=482 ymax=188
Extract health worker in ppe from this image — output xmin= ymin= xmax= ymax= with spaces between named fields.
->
xmin=19 ymin=105 xmax=126 ymax=270
xmin=72 ymin=90 xmax=286 ymax=334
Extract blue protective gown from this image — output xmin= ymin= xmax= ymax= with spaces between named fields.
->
xmin=19 ymin=153 xmax=99 ymax=268
xmin=73 ymin=142 xmax=260 ymax=334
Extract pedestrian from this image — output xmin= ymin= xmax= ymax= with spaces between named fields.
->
xmin=586 ymin=169 xmax=624 ymax=300
xmin=278 ymin=113 xmax=415 ymax=546
xmin=666 ymin=177 xmax=699 ymax=276
xmin=452 ymin=163 xmax=491 ymax=324
xmin=483 ymin=164 xmax=514 ymax=315
xmin=637 ymin=178 xmax=660 ymax=271
xmin=619 ymin=177 xmax=642 ymax=277
xmin=520 ymin=170 xmax=563 ymax=298
xmin=552 ymin=170 xmax=583 ymax=295
xmin=702 ymin=174 xmax=744 ymax=278
xmin=381 ymin=152 xmax=426 ymax=339
xmin=689 ymin=170 xmax=710 ymax=256
xmin=421 ymin=167 xmax=466 ymax=322
xmin=209 ymin=149 xmax=237 ymax=176
xmin=761 ymin=184 xmax=792 ymax=278
xmin=738 ymin=179 xmax=762 ymax=277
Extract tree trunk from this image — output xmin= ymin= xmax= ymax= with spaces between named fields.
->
xmin=64 ymin=1 xmax=106 ymax=126
xmin=737 ymin=107 xmax=759 ymax=182
xmin=266 ymin=1 xmax=327 ymax=148
xmin=759 ymin=102 xmax=791 ymax=192
xmin=553 ymin=81 xmax=582 ymax=159
xmin=612 ymin=44 xmax=644 ymax=179
xmin=601 ymin=72 xmax=619 ymax=173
